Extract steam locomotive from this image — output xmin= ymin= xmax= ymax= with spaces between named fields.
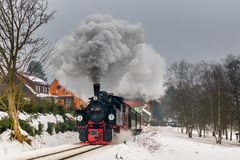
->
xmin=76 ymin=84 xmax=142 ymax=144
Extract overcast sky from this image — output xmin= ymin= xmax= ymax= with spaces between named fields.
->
xmin=40 ymin=0 xmax=240 ymax=64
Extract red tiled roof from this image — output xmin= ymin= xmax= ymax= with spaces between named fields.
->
xmin=124 ymin=100 xmax=146 ymax=107
xmin=49 ymin=79 xmax=85 ymax=107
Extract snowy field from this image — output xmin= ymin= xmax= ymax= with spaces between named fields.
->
xmin=1 ymin=126 xmax=240 ymax=160
xmin=76 ymin=127 xmax=240 ymax=160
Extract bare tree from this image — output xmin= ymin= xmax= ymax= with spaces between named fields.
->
xmin=167 ymin=61 xmax=199 ymax=138
xmin=204 ymin=64 xmax=230 ymax=144
xmin=166 ymin=60 xmax=231 ymax=144
xmin=225 ymin=54 xmax=240 ymax=142
xmin=192 ymin=63 xmax=210 ymax=138
xmin=0 ymin=0 xmax=54 ymax=144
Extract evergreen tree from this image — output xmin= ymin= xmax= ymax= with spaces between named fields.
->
xmin=27 ymin=60 xmax=47 ymax=81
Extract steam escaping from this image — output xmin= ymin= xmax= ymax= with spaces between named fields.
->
xmin=52 ymin=14 xmax=166 ymax=100
xmin=112 ymin=130 xmax=134 ymax=144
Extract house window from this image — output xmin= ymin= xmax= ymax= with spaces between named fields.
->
xmin=36 ymin=85 xmax=41 ymax=93
xmin=64 ymin=97 xmax=73 ymax=106
xmin=43 ymin=86 xmax=48 ymax=93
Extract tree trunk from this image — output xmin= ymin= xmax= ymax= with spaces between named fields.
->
xmin=230 ymin=119 xmax=233 ymax=141
xmin=225 ymin=130 xmax=228 ymax=140
xmin=210 ymin=96 xmax=216 ymax=137
xmin=216 ymin=86 xmax=222 ymax=144
xmin=238 ymin=123 xmax=240 ymax=143
xmin=7 ymin=80 xmax=31 ymax=145
xmin=181 ymin=128 xmax=184 ymax=133
xmin=235 ymin=92 xmax=240 ymax=143
xmin=212 ymin=128 xmax=216 ymax=137
xmin=217 ymin=129 xmax=222 ymax=144
xmin=198 ymin=128 xmax=202 ymax=137
xmin=188 ymin=126 xmax=193 ymax=138
xmin=204 ymin=128 xmax=206 ymax=138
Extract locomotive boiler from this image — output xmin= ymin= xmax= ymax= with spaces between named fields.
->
xmin=76 ymin=84 xmax=142 ymax=144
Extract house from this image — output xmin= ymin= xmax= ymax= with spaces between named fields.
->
xmin=49 ymin=79 xmax=85 ymax=109
xmin=17 ymin=73 xmax=52 ymax=101
xmin=124 ymin=100 xmax=152 ymax=125
xmin=0 ymin=72 xmax=52 ymax=101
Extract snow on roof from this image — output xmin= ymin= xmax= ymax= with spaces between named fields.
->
xmin=36 ymin=93 xmax=53 ymax=98
xmin=142 ymin=108 xmax=151 ymax=116
xmin=22 ymin=74 xmax=48 ymax=85
xmin=25 ymin=84 xmax=37 ymax=94
xmin=25 ymin=84 xmax=52 ymax=98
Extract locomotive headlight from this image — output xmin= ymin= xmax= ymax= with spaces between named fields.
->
xmin=108 ymin=114 xmax=115 ymax=121
xmin=77 ymin=115 xmax=83 ymax=121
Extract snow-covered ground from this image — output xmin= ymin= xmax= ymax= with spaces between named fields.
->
xmin=1 ymin=126 xmax=240 ymax=159
xmin=75 ymin=127 xmax=240 ymax=160
xmin=0 ymin=131 xmax=79 ymax=157
xmin=0 ymin=111 xmax=79 ymax=158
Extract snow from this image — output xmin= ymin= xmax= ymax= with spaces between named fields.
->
xmin=37 ymin=113 xmax=64 ymax=130
xmin=17 ymin=112 xmax=64 ymax=130
xmin=25 ymin=84 xmax=53 ymax=98
xmin=66 ymin=113 xmax=76 ymax=120
xmin=0 ymin=111 xmax=8 ymax=120
xmin=1 ymin=126 xmax=240 ymax=159
xmin=18 ymin=112 xmax=31 ymax=120
xmin=0 ymin=131 xmax=79 ymax=159
xmin=71 ymin=127 xmax=240 ymax=160
xmin=142 ymin=108 xmax=151 ymax=115
xmin=36 ymin=93 xmax=53 ymax=98
xmin=25 ymin=84 xmax=37 ymax=94
xmin=22 ymin=74 xmax=48 ymax=85
xmin=0 ymin=112 xmax=79 ymax=159
xmin=56 ymin=114 xmax=64 ymax=123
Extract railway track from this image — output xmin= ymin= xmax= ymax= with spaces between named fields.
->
xmin=26 ymin=144 xmax=104 ymax=160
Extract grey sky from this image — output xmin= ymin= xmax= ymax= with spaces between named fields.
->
xmin=41 ymin=0 xmax=240 ymax=64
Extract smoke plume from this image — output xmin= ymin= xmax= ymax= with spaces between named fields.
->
xmin=51 ymin=14 xmax=166 ymax=100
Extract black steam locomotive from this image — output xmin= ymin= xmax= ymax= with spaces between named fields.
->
xmin=76 ymin=84 xmax=142 ymax=144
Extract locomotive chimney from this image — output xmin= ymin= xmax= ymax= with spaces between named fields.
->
xmin=93 ymin=83 xmax=100 ymax=97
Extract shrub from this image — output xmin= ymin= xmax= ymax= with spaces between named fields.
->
xmin=0 ymin=118 xmax=42 ymax=136
xmin=37 ymin=123 xmax=44 ymax=135
xmin=0 ymin=118 xmax=12 ymax=134
xmin=54 ymin=123 xmax=60 ymax=134
xmin=55 ymin=122 xmax=67 ymax=133
xmin=19 ymin=119 xmax=37 ymax=137
xmin=53 ymin=118 xmax=77 ymax=134
xmin=65 ymin=119 xmax=77 ymax=132
xmin=22 ymin=99 xmax=68 ymax=116
xmin=56 ymin=105 xmax=67 ymax=118
xmin=46 ymin=122 xmax=54 ymax=135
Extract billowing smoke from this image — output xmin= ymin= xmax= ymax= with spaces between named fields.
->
xmin=51 ymin=14 xmax=166 ymax=100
